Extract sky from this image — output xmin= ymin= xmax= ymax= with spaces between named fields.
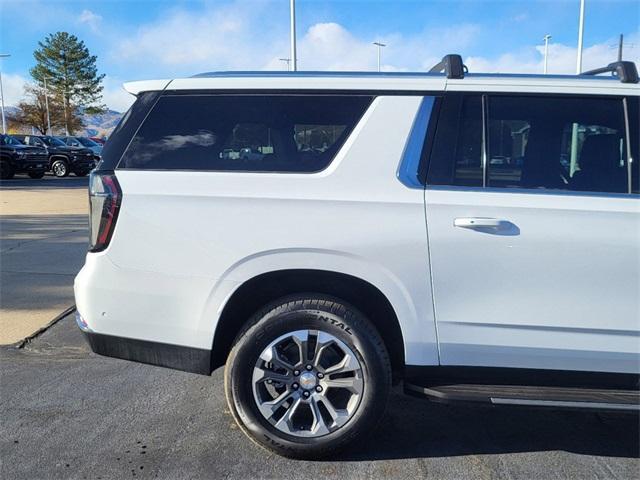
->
xmin=1 ymin=0 xmax=639 ymax=112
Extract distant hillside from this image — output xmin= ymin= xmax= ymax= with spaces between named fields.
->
xmin=5 ymin=106 xmax=123 ymax=138
xmin=81 ymin=109 xmax=123 ymax=138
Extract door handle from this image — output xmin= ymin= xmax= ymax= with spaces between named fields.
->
xmin=454 ymin=217 xmax=505 ymax=229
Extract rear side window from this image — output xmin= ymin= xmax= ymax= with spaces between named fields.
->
xmin=118 ymin=94 xmax=373 ymax=172
xmin=487 ymin=96 xmax=627 ymax=193
xmin=428 ymin=94 xmax=632 ymax=194
xmin=97 ymin=90 xmax=161 ymax=172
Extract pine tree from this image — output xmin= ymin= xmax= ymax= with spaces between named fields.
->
xmin=30 ymin=32 xmax=105 ymax=134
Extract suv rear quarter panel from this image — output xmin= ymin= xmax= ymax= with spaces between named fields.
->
xmin=74 ymin=95 xmax=440 ymax=365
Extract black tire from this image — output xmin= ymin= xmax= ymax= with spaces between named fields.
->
xmin=0 ymin=161 xmax=15 ymax=180
xmin=51 ymin=159 xmax=69 ymax=177
xmin=74 ymin=170 xmax=89 ymax=177
xmin=28 ymin=171 xmax=45 ymax=179
xmin=224 ymin=294 xmax=391 ymax=459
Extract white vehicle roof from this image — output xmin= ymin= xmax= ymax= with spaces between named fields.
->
xmin=123 ymin=70 xmax=640 ymax=98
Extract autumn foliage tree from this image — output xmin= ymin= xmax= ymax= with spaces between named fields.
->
xmin=12 ymin=84 xmax=74 ymax=134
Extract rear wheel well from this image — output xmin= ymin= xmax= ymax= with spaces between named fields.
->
xmin=211 ymin=269 xmax=405 ymax=381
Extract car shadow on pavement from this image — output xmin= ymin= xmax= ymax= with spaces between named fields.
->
xmin=332 ymin=392 xmax=639 ymax=461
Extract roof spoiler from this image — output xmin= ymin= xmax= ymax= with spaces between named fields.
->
xmin=582 ymin=61 xmax=639 ymax=84
xmin=429 ymin=54 xmax=467 ymax=79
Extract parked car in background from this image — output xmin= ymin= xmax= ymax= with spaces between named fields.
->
xmin=0 ymin=134 xmax=48 ymax=179
xmin=58 ymin=136 xmax=103 ymax=158
xmin=13 ymin=135 xmax=96 ymax=177
xmin=89 ymin=136 xmax=107 ymax=145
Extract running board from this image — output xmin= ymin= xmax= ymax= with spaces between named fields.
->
xmin=404 ymin=383 xmax=640 ymax=412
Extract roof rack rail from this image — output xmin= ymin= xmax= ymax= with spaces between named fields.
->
xmin=582 ymin=61 xmax=639 ymax=84
xmin=429 ymin=54 xmax=467 ymax=79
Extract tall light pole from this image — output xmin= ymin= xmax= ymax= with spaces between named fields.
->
xmin=576 ymin=0 xmax=585 ymax=74
xmin=543 ymin=34 xmax=552 ymax=74
xmin=279 ymin=58 xmax=291 ymax=71
xmin=289 ymin=0 xmax=297 ymax=71
xmin=43 ymin=77 xmax=51 ymax=135
xmin=0 ymin=53 xmax=10 ymax=134
xmin=570 ymin=0 xmax=586 ymax=177
xmin=373 ymin=41 xmax=386 ymax=72
xmin=59 ymin=49 xmax=69 ymax=135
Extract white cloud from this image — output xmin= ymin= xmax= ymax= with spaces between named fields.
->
xmin=113 ymin=2 xmax=481 ymax=75
xmin=78 ymin=9 xmax=102 ymax=32
xmin=110 ymin=0 xmax=638 ymax=78
xmin=101 ymin=76 xmax=135 ymax=112
xmin=114 ymin=2 xmax=285 ymax=72
xmin=1 ymin=73 xmax=28 ymax=108
xmin=466 ymin=33 xmax=639 ymax=75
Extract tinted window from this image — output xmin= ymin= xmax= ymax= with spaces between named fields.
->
xmin=427 ymin=94 xmax=482 ymax=187
xmin=487 ymin=96 xmax=627 ymax=193
xmin=119 ymin=95 xmax=373 ymax=172
xmin=42 ymin=136 xmax=66 ymax=147
xmin=2 ymin=135 xmax=22 ymax=145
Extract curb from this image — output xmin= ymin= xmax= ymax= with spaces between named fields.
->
xmin=11 ymin=305 xmax=77 ymax=349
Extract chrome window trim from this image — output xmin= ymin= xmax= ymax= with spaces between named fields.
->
xmin=425 ymin=184 xmax=638 ymax=199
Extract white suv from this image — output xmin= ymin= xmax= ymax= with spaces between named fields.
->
xmin=74 ymin=55 xmax=640 ymax=458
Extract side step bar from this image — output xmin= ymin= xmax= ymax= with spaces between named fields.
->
xmin=405 ymin=383 xmax=640 ymax=412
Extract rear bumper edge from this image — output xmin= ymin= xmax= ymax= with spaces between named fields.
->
xmin=81 ymin=330 xmax=212 ymax=375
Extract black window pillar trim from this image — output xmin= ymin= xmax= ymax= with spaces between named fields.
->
xmin=417 ymin=96 xmax=443 ymax=185
xmin=622 ymin=97 xmax=633 ymax=194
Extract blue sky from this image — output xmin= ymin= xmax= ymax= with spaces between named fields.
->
xmin=1 ymin=0 xmax=638 ymax=111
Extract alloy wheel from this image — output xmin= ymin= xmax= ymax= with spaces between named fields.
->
xmin=252 ymin=329 xmax=364 ymax=438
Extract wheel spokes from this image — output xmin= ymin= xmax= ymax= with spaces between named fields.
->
xmin=274 ymin=396 xmax=303 ymax=431
xmin=322 ymin=376 xmax=363 ymax=394
xmin=252 ymin=329 xmax=364 ymax=438
xmin=309 ymin=397 xmax=330 ymax=436
xmin=252 ymin=366 xmax=290 ymax=385
xmin=323 ymin=351 xmax=360 ymax=376
xmin=309 ymin=331 xmax=335 ymax=367
xmin=258 ymin=390 xmax=296 ymax=420
xmin=316 ymin=396 xmax=350 ymax=429
xmin=259 ymin=345 xmax=295 ymax=372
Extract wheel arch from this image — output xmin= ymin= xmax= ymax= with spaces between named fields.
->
xmin=211 ymin=269 xmax=406 ymax=382
xmin=49 ymin=154 xmax=69 ymax=163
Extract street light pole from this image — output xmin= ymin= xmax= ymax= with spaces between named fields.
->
xmin=279 ymin=58 xmax=291 ymax=71
xmin=0 ymin=53 xmax=10 ymax=134
xmin=373 ymin=42 xmax=386 ymax=72
xmin=59 ymin=49 xmax=69 ymax=135
xmin=43 ymin=77 xmax=51 ymax=135
xmin=576 ymin=0 xmax=585 ymax=74
xmin=617 ymin=33 xmax=624 ymax=62
xmin=570 ymin=0 xmax=586 ymax=178
xmin=289 ymin=0 xmax=297 ymax=71
xmin=543 ymin=34 xmax=552 ymax=74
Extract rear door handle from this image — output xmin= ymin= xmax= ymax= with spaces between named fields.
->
xmin=454 ymin=217 xmax=505 ymax=229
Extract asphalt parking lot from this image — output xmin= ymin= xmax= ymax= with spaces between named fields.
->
xmin=1 ymin=176 xmax=639 ymax=479
xmin=2 ymin=313 xmax=639 ymax=480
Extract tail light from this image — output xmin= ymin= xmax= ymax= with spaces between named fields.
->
xmin=89 ymin=172 xmax=122 ymax=252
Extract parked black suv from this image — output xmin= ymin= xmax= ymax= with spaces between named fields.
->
xmin=13 ymin=135 xmax=96 ymax=177
xmin=0 ymin=134 xmax=48 ymax=179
